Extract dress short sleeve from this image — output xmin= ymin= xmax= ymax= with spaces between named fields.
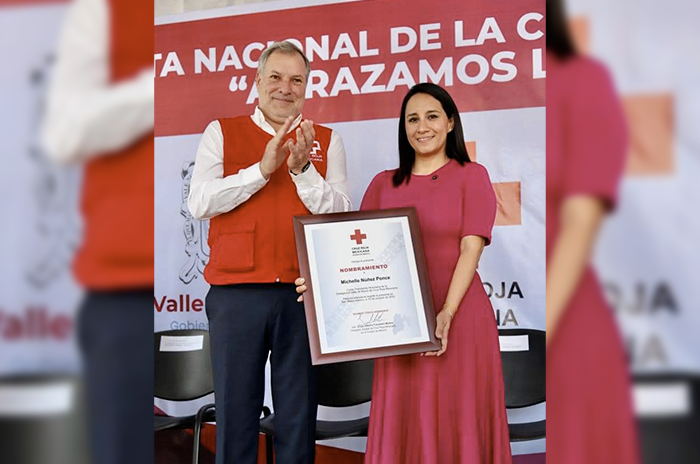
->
xmin=564 ymin=59 xmax=628 ymax=210
xmin=460 ymin=164 xmax=497 ymax=246
xmin=360 ymin=171 xmax=386 ymax=212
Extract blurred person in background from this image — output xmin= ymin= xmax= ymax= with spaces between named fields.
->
xmin=545 ymin=0 xmax=641 ymax=463
xmin=41 ymin=0 xmax=154 ymax=462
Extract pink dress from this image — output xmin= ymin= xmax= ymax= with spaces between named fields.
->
xmin=547 ymin=55 xmax=641 ymax=463
xmin=362 ymin=161 xmax=513 ymax=464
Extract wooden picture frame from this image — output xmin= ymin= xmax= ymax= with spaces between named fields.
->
xmin=294 ymin=208 xmax=440 ymax=365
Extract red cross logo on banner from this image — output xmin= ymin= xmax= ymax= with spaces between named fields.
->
xmin=350 ymin=229 xmax=367 ymax=245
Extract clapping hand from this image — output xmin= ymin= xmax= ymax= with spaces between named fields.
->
xmin=287 ymin=120 xmax=316 ymax=174
xmin=260 ymin=116 xmax=295 ymax=180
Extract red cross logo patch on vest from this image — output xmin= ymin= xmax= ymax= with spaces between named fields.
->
xmin=309 ymin=140 xmax=323 ymax=162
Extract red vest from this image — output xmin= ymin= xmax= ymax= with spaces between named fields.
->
xmin=73 ymin=0 xmax=154 ymax=289
xmin=204 ymin=116 xmax=331 ymax=285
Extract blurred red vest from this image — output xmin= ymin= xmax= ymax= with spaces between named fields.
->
xmin=204 ymin=116 xmax=331 ymax=285
xmin=73 ymin=0 xmax=154 ymax=289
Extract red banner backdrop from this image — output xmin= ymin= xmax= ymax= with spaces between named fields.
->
xmin=155 ymin=0 xmax=545 ymax=137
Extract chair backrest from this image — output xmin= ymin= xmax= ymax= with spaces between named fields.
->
xmin=154 ymin=329 xmax=214 ymax=401
xmin=498 ymin=328 xmax=546 ymax=408
xmin=633 ymin=373 xmax=700 ymax=464
xmin=316 ymin=359 xmax=374 ymax=408
xmin=0 ymin=375 xmax=90 ymax=464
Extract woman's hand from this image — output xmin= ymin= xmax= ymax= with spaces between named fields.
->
xmin=423 ymin=235 xmax=483 ymax=357
xmin=424 ymin=309 xmax=455 ymax=357
xmin=294 ymin=277 xmax=307 ymax=302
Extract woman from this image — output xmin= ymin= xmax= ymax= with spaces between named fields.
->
xmin=297 ymin=83 xmax=512 ymax=464
xmin=546 ymin=0 xmax=641 ymax=462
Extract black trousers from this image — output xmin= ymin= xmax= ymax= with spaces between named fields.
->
xmin=78 ymin=289 xmax=153 ymax=464
xmin=206 ymin=283 xmax=317 ymax=464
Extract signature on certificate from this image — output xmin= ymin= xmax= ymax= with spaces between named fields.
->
xmin=356 ymin=310 xmax=386 ymax=326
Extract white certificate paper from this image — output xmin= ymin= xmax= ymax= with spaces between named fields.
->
xmin=304 ymin=217 xmax=431 ymax=354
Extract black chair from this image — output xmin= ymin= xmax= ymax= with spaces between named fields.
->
xmin=154 ymin=329 xmax=216 ymax=464
xmin=498 ymin=328 xmax=546 ymax=441
xmin=259 ymin=359 xmax=374 ymax=464
xmin=0 ymin=375 xmax=90 ymax=464
xmin=633 ymin=372 xmax=700 ymax=464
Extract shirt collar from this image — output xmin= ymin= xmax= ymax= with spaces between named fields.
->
xmin=251 ymin=106 xmax=302 ymax=136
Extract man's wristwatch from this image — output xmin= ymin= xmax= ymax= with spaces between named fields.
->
xmin=290 ymin=161 xmax=311 ymax=176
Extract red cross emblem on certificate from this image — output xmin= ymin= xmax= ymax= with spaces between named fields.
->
xmin=350 ymin=229 xmax=367 ymax=245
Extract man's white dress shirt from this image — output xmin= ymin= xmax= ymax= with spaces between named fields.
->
xmin=187 ymin=106 xmax=351 ymax=221
xmin=41 ymin=0 xmax=154 ymax=164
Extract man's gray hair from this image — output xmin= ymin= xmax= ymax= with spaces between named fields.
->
xmin=257 ymin=41 xmax=311 ymax=80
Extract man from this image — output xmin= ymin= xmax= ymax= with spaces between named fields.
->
xmin=41 ymin=0 xmax=154 ymax=463
xmin=188 ymin=41 xmax=351 ymax=464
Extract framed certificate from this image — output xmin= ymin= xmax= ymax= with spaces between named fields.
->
xmin=294 ymin=208 xmax=441 ymax=365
